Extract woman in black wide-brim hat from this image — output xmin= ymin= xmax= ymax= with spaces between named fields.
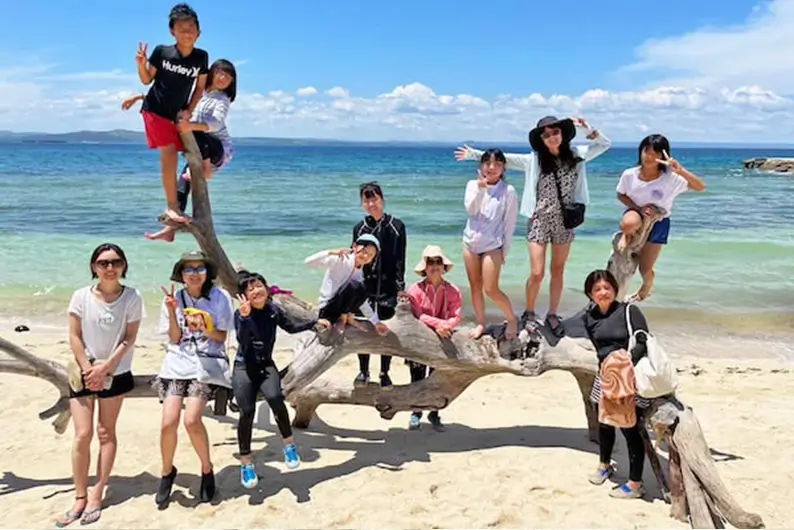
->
xmin=454 ymin=115 xmax=611 ymax=336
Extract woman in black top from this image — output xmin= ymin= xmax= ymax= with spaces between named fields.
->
xmin=232 ymin=271 xmax=328 ymax=489
xmin=582 ymin=269 xmax=650 ymax=500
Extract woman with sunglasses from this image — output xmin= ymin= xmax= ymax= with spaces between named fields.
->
xmin=56 ymin=243 xmax=144 ymax=527
xmin=455 ymin=116 xmax=611 ymax=336
xmin=153 ymin=250 xmax=234 ymax=507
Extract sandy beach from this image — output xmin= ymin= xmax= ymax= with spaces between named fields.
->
xmin=1 ymin=318 xmax=792 ymax=529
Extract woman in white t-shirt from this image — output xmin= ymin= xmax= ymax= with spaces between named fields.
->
xmin=56 ymin=243 xmax=144 ymax=527
xmin=616 ymin=134 xmax=707 ymax=301
xmin=153 ymin=250 xmax=234 ymax=508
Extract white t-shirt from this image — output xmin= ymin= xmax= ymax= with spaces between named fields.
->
xmin=67 ymin=286 xmax=146 ymax=375
xmin=157 ymin=286 xmax=234 ymax=380
xmin=616 ymin=167 xmax=689 ymax=218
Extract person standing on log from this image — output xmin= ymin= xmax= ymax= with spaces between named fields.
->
xmin=305 ymin=233 xmax=391 ymax=337
xmin=154 ymin=250 xmax=234 ymax=507
xmin=351 ymin=182 xmax=407 ymax=390
xmin=616 ymin=134 xmax=706 ymax=301
xmin=461 ymin=149 xmax=519 ymax=340
xmin=56 ymin=243 xmax=144 ymax=527
xmin=582 ymin=269 xmax=650 ymax=499
xmin=455 ymin=116 xmax=611 ymax=337
xmin=134 ymin=3 xmax=209 ymax=225
xmin=232 ymin=271 xmax=330 ymax=488
xmin=405 ymin=245 xmax=462 ymax=431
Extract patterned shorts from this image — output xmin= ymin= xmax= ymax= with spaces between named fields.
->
xmin=526 ymin=212 xmax=574 ymax=245
xmin=154 ymin=377 xmax=217 ymax=403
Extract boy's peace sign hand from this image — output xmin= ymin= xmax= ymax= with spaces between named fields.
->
xmin=161 ymin=283 xmax=178 ymax=311
xmin=136 ymin=42 xmax=148 ymax=65
xmin=236 ymin=294 xmax=251 ymax=317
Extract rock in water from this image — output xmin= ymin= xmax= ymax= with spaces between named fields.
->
xmin=743 ymin=157 xmax=794 ymax=173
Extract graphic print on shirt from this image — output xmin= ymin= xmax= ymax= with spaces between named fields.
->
xmin=142 ymin=44 xmax=209 ymax=121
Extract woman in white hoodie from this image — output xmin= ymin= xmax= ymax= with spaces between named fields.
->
xmin=455 ymin=115 xmax=611 ymax=336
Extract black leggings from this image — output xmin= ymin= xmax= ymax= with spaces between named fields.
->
xmin=358 ymin=304 xmax=396 ymax=375
xmin=231 ymin=362 xmax=291 ymax=456
xmin=597 ymin=407 xmax=645 ymax=482
xmin=318 ymin=280 xmax=369 ymax=323
xmin=176 ymin=131 xmax=224 ymax=212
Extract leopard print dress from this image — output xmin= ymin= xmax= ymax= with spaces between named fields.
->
xmin=526 ymin=162 xmax=579 ymax=245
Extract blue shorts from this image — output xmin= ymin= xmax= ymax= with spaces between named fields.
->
xmin=625 ymin=209 xmax=670 ymax=245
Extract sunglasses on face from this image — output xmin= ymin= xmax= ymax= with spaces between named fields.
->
xmin=541 ymin=128 xmax=562 ymax=140
xmin=95 ymin=259 xmax=124 ymax=269
xmin=426 ymin=257 xmax=444 ymax=266
xmin=183 ymin=266 xmax=207 ymax=275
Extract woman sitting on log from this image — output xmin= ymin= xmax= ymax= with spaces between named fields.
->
xmin=56 ymin=243 xmax=144 ymax=527
xmin=232 ymin=270 xmax=329 ymax=488
xmin=582 ymin=269 xmax=650 ymax=499
xmin=616 ymin=134 xmax=706 ymax=301
xmin=405 ymin=245 xmax=463 ymax=431
xmin=154 ymin=251 xmax=234 ymax=507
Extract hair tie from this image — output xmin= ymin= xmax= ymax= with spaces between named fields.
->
xmin=268 ymin=285 xmax=293 ymax=296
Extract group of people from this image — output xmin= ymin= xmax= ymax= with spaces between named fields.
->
xmin=53 ymin=2 xmax=710 ymax=526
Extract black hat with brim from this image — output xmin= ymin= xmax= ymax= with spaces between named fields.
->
xmin=528 ymin=115 xmax=576 ymax=152
xmin=169 ymin=250 xmax=218 ymax=283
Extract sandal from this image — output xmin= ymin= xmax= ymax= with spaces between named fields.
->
xmin=55 ymin=496 xmax=87 ymax=528
xmin=545 ymin=313 xmax=565 ymax=338
xmin=79 ymin=505 xmax=102 ymax=526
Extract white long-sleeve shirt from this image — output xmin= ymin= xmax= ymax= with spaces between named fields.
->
xmin=462 ymin=178 xmax=519 ymax=258
xmin=304 ymin=250 xmax=380 ymax=324
xmin=463 ymin=125 xmax=611 ymax=218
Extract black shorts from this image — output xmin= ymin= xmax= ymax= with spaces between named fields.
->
xmin=69 ymin=371 xmax=135 ymax=399
xmin=193 ymin=131 xmax=224 ymax=167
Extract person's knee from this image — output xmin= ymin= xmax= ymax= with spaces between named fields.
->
xmin=549 ymin=260 xmax=566 ymax=278
xmin=621 ymin=211 xmax=642 ymax=233
xmin=483 ymin=280 xmax=502 ymax=298
xmin=264 ymin=392 xmax=286 ymax=409
xmin=95 ymin=421 xmax=116 ymax=445
xmin=183 ymin=412 xmax=204 ymax=433
xmin=161 ymin=413 xmax=179 ymax=435
xmin=74 ymin=423 xmax=93 ymax=447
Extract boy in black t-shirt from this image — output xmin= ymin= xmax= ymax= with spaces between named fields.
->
xmin=136 ymin=3 xmax=209 ymax=225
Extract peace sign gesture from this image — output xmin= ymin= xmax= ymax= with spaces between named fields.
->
xmin=655 ymin=150 xmax=682 ymax=172
xmin=161 ymin=283 xmax=178 ymax=311
xmin=236 ymin=294 xmax=251 ymax=317
xmin=136 ymin=42 xmax=148 ymax=65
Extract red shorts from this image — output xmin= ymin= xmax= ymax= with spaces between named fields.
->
xmin=142 ymin=111 xmax=184 ymax=151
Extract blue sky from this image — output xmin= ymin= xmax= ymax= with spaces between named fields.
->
xmin=0 ymin=0 xmax=791 ymax=142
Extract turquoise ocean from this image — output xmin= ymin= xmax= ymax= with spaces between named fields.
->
xmin=1 ymin=142 xmax=793 ymax=337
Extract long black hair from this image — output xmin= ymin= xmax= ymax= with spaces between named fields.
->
xmin=89 ymin=243 xmax=128 ymax=279
xmin=480 ymin=148 xmax=507 ymax=180
xmin=638 ymin=134 xmax=671 ymax=172
xmin=207 ymin=59 xmax=237 ymax=102
xmin=537 ymin=141 xmax=582 ymax=175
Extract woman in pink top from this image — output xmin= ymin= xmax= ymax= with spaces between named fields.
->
xmin=405 ymin=245 xmax=462 ymax=431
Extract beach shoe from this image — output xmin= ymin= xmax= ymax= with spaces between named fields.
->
xmin=380 ymin=372 xmax=393 ymax=390
xmin=609 ymin=482 xmax=645 ymax=499
xmin=354 ymin=372 xmax=370 ymax=388
xmin=55 ymin=495 xmax=87 ymax=528
xmin=155 ymin=466 xmax=177 ymax=507
xmin=428 ymin=411 xmax=445 ymax=432
xmin=79 ymin=505 xmax=102 ymax=526
xmin=588 ymin=464 xmax=615 ymax=485
xmin=240 ymin=463 xmax=259 ymax=489
xmin=284 ymin=443 xmax=301 ymax=470
xmin=199 ymin=469 xmax=216 ymax=502
xmin=409 ymin=412 xmax=422 ymax=430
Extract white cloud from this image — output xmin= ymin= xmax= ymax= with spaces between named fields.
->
xmin=326 ymin=86 xmax=350 ymax=98
xmin=621 ymin=0 xmax=794 ymax=95
xmin=296 ymin=86 xmax=318 ymax=96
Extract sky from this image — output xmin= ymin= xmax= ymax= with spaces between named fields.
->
xmin=0 ymin=0 xmax=792 ymax=142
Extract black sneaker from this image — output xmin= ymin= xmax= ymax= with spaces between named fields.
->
xmin=428 ymin=411 xmax=445 ymax=432
xmin=354 ymin=372 xmax=370 ymax=388
xmin=155 ymin=466 xmax=177 ymax=507
xmin=199 ymin=469 xmax=216 ymax=503
xmin=379 ymin=372 xmax=393 ymax=390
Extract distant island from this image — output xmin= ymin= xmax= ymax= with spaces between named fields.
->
xmin=1 ymin=129 xmax=793 ymax=149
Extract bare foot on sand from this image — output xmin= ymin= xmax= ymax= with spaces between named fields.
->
xmin=145 ymin=227 xmax=176 ymax=242
xmin=468 ymin=324 xmax=485 ymax=339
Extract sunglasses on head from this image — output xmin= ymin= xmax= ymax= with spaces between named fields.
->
xmin=95 ymin=259 xmax=124 ymax=269
xmin=541 ymin=128 xmax=562 ymax=140
xmin=183 ymin=265 xmax=207 ymax=275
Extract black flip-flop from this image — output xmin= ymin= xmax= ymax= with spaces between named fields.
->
xmin=545 ymin=313 xmax=565 ymax=338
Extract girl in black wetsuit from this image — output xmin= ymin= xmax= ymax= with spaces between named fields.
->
xmin=582 ymin=269 xmax=650 ymax=500
xmin=232 ymin=271 xmax=328 ymax=489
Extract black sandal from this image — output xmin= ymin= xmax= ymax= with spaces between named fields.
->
xmin=155 ymin=466 xmax=177 ymax=507
xmin=546 ymin=313 xmax=565 ymax=337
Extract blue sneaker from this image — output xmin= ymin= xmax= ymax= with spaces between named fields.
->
xmin=240 ymin=463 xmax=258 ymax=489
xmin=409 ymin=412 xmax=422 ymax=430
xmin=284 ymin=443 xmax=301 ymax=470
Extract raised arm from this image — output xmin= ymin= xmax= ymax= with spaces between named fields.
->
xmin=454 ymin=144 xmax=533 ymax=172
xmin=572 ymin=117 xmax=611 ymax=162
xmin=136 ymin=43 xmax=158 ymax=86
xmin=304 ymin=250 xmax=338 ymax=268
xmin=464 ymin=179 xmax=486 ymax=215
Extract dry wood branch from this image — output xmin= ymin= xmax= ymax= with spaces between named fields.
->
xmin=606 ymin=207 xmax=665 ymax=300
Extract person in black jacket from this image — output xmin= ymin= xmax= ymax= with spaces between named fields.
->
xmin=582 ymin=269 xmax=650 ymax=500
xmin=351 ymin=182 xmax=407 ymax=389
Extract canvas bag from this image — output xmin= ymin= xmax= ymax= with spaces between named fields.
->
xmin=625 ymin=303 xmax=679 ymax=398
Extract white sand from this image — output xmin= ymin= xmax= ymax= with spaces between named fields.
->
xmin=0 ymin=322 xmax=792 ymax=529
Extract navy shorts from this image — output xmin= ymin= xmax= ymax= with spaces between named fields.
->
xmin=625 ymin=209 xmax=671 ymax=245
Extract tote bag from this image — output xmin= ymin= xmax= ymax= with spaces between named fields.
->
xmin=625 ymin=303 xmax=679 ymax=398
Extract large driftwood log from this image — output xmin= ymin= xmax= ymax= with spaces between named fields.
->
xmin=0 ymin=134 xmax=764 ymax=528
